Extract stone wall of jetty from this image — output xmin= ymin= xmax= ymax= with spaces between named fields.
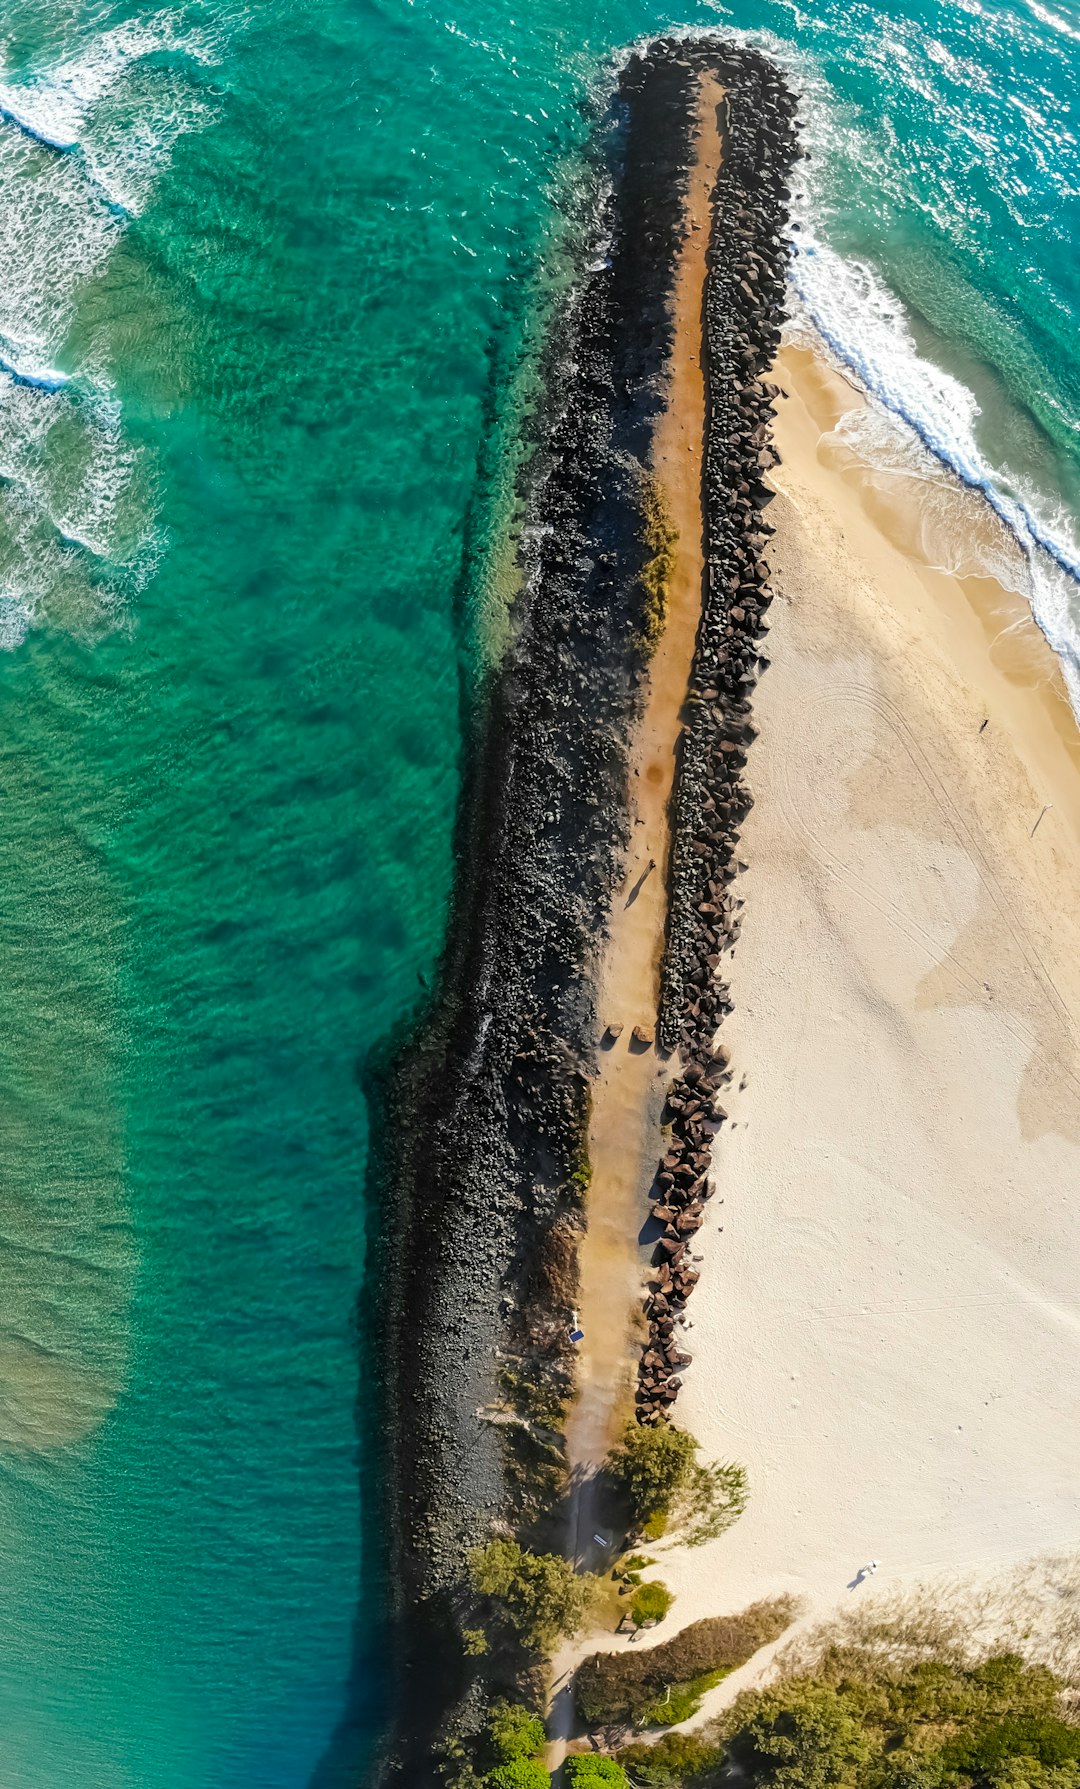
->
xmin=640 ymin=47 xmax=799 ymax=1422
xmin=375 ymin=38 xmax=800 ymax=1779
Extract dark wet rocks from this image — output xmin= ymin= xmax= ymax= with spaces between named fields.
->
xmin=377 ymin=40 xmax=711 ymax=1784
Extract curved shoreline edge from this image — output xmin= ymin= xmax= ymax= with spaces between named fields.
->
xmin=374 ymin=39 xmax=799 ymax=1781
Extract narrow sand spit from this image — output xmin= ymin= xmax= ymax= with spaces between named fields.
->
xmin=633 ymin=343 xmax=1080 ymax=1724
xmin=561 ymin=71 xmax=724 ymax=1548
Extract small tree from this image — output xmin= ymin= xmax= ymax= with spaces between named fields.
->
xmin=683 ymin=1459 xmax=749 ymax=1547
xmin=606 ymin=1423 xmax=748 ymax=1544
xmin=487 ymin=1702 xmax=546 ymax=1763
xmin=487 ymin=1762 xmax=551 ymax=1789
xmin=469 ymin=1539 xmax=591 ymax=1654
xmin=728 ymin=1684 xmax=872 ymax=1789
xmin=631 ymin=1581 xmax=674 ymax=1628
xmin=607 ymin=1423 xmax=697 ymax=1531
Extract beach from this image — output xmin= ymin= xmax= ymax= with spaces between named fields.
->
xmin=612 ymin=338 xmax=1080 ymax=1718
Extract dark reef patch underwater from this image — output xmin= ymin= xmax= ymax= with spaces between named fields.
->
xmin=0 ymin=0 xmax=1078 ymax=1784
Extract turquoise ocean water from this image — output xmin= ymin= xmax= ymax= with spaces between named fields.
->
xmin=0 ymin=0 xmax=1076 ymax=1782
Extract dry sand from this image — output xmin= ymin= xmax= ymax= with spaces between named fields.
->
xmin=639 ymin=341 xmax=1080 ymax=1723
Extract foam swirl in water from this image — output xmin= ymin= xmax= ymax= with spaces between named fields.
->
xmin=0 ymin=14 xmax=214 ymax=649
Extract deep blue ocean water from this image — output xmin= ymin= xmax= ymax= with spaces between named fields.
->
xmin=0 ymin=0 xmax=1077 ymax=1782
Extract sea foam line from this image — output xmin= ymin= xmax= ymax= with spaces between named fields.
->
xmin=0 ymin=345 xmax=69 ymax=392
xmin=786 ymin=234 xmax=1080 ymax=715
xmin=789 ymin=240 xmax=1080 ymax=586
xmin=0 ymin=93 xmax=78 ymax=151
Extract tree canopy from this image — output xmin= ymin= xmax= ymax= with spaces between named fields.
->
xmin=468 ymin=1539 xmax=591 ymax=1653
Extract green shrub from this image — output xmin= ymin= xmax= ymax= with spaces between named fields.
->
xmin=712 ymin=1647 xmax=1080 ymax=1789
xmin=727 ymin=1683 xmax=872 ymax=1789
xmin=606 ymin=1423 xmax=697 ymax=1532
xmin=487 ymin=1702 xmax=546 ymax=1763
xmin=682 ymin=1460 xmax=749 ymax=1547
xmin=564 ymin=1758 xmax=630 ymax=1786
xmin=469 ymin=1539 xmax=591 ymax=1654
xmin=637 ymin=1669 xmax=728 ymax=1727
xmin=638 ymin=481 xmax=678 ymax=656
xmin=575 ymin=1598 xmax=796 ymax=1728
xmin=605 ymin=1423 xmax=747 ymax=1544
xmin=617 ymin=1731 xmax=724 ymax=1787
xmin=487 ymin=1762 xmax=550 ymax=1789
xmin=630 ymin=1581 xmax=674 ymax=1627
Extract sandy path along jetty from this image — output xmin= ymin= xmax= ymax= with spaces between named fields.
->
xmin=563 ymin=69 xmax=726 ymax=1570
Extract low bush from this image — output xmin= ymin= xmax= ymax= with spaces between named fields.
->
xmin=726 ymin=1683 xmax=872 ymax=1789
xmin=631 ymin=1581 xmax=674 ymax=1627
xmin=564 ymin=1758 xmax=630 ymax=1786
xmin=487 ymin=1762 xmax=550 ymax=1789
xmin=607 ymin=1423 xmax=696 ymax=1532
xmin=487 ymin=1702 xmax=546 ymax=1763
xmin=605 ymin=1423 xmax=747 ymax=1544
xmin=617 ymin=1731 xmax=724 ymax=1787
xmin=575 ymin=1598 xmax=797 ymax=1728
xmin=712 ymin=1648 xmax=1080 ymax=1789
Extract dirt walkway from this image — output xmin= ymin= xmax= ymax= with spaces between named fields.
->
xmin=562 ymin=67 xmax=723 ymax=1555
xmin=548 ymin=70 xmax=725 ymax=1759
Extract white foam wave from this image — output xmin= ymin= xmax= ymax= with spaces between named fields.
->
xmin=786 ymin=234 xmax=1080 ymax=714
xmin=0 ymin=13 xmax=219 ymax=647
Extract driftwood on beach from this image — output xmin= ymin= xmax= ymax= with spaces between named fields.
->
xmin=374 ymin=37 xmax=798 ymax=1780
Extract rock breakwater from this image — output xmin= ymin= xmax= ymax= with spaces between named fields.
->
xmin=374 ymin=37 xmax=801 ymax=1777
xmin=639 ymin=46 xmax=799 ymax=1423
xmin=377 ymin=42 xmax=703 ymax=1780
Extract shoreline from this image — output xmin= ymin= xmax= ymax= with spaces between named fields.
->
xmin=375 ymin=24 xmax=1080 ymax=1776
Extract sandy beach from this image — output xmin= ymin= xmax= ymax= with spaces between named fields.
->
xmin=622 ymin=339 xmax=1080 ymax=1719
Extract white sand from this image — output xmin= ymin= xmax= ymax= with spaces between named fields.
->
xmin=641 ymin=344 xmax=1080 ymax=1721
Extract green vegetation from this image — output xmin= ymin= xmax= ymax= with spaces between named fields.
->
xmin=565 ymin=1758 xmax=631 ymax=1786
xmin=721 ymin=1652 xmax=1080 ymax=1789
xmin=487 ymin=1702 xmax=547 ymax=1763
xmin=611 ymin=1637 xmax=1080 ymax=1789
xmin=617 ymin=1731 xmax=722 ymax=1787
xmin=727 ymin=1682 xmax=872 ymax=1789
xmin=639 ymin=477 xmax=678 ymax=654
xmin=487 ymin=1763 xmax=550 ymax=1789
xmin=575 ymin=1598 xmax=796 ymax=1729
xmin=630 ymin=1580 xmax=674 ymax=1628
xmin=605 ymin=1422 xmax=748 ymax=1545
xmin=468 ymin=1539 xmax=592 ymax=1654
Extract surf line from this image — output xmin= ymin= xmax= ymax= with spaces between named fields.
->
xmin=0 ymin=93 xmax=79 ymax=152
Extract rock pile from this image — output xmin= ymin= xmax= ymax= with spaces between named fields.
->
xmin=637 ymin=45 xmax=800 ymax=1423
